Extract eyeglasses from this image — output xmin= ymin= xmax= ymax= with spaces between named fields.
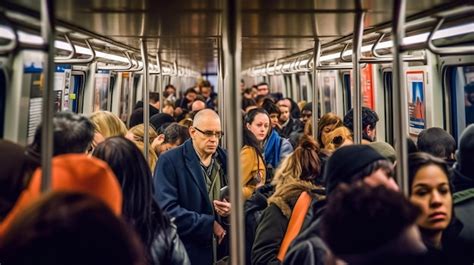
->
xmin=194 ymin=127 xmax=224 ymax=139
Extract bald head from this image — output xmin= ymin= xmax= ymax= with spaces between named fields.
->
xmin=191 ymin=100 xmax=206 ymax=112
xmin=193 ymin=109 xmax=220 ymax=128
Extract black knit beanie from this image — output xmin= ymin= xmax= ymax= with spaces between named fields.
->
xmin=324 ymin=145 xmax=386 ymax=194
xmin=458 ymin=124 xmax=474 ymax=176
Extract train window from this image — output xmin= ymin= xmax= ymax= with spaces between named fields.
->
xmin=299 ymin=73 xmax=310 ymax=102
xmin=445 ymin=65 xmax=474 ymax=140
xmin=383 ymin=71 xmax=394 ymax=145
xmin=342 ymin=72 xmax=351 ymax=113
xmin=0 ymin=69 xmax=5 ymax=138
xmin=93 ymin=71 xmax=110 ymax=112
xmin=119 ymin=73 xmax=131 ymax=122
xmin=69 ymin=72 xmax=85 ymax=113
xmin=319 ymin=71 xmax=337 ymax=114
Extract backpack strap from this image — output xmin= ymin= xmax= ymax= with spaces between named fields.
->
xmin=277 ymin=191 xmax=312 ymax=261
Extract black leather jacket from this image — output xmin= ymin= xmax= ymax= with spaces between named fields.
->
xmin=150 ymin=222 xmax=190 ymax=265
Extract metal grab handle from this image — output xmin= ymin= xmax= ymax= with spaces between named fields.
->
xmin=427 ymin=17 xmax=474 ymax=55
xmin=54 ymin=34 xmax=76 ymax=60
xmin=340 ymin=43 xmax=352 ymax=62
xmin=115 ymin=53 xmax=143 ymax=72
xmin=54 ymin=39 xmax=96 ymax=64
xmin=0 ymin=12 xmax=19 ymax=54
xmin=372 ymin=33 xmax=392 ymax=58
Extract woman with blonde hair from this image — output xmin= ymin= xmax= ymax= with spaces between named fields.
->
xmin=89 ymin=111 xmax=128 ymax=152
xmin=126 ymin=124 xmax=159 ymax=171
xmin=252 ymin=136 xmax=325 ymax=264
xmin=317 ymin=113 xmax=343 ymax=148
xmin=322 ymin=126 xmax=353 ymax=153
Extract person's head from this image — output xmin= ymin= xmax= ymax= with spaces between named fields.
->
xmin=191 ymin=99 xmax=206 ymax=112
xmin=465 ymin=83 xmax=474 ymax=104
xmin=149 ymin=113 xmax=175 ymax=133
xmin=184 ymin=87 xmax=198 ymax=102
xmin=125 ymin=124 xmax=158 ymax=171
xmin=93 ymin=137 xmax=169 ymax=251
xmin=244 ymin=108 xmax=271 ymax=142
xmin=29 ymin=112 xmax=95 ymax=157
xmin=325 ymin=145 xmax=398 ymax=195
xmin=90 ymin=111 xmax=127 ymax=148
xmin=164 ymin=84 xmax=176 ymax=97
xmin=343 ymin=107 xmax=379 ymax=141
xmin=457 ymin=124 xmax=474 ymax=176
xmin=369 ymin=141 xmax=397 ymax=164
xmin=162 ymin=100 xmax=175 ymax=116
xmin=149 ymin=92 xmax=160 ymax=109
xmin=278 ymin=104 xmax=291 ymax=124
xmin=262 ymin=101 xmax=281 ymax=128
xmin=417 ymin=127 xmax=456 ymax=160
xmin=200 ymin=80 xmax=212 ymax=98
xmin=0 ymin=192 xmax=145 ymax=265
xmin=242 ymin=87 xmax=254 ymax=99
xmin=322 ymin=126 xmax=353 ymax=153
xmin=153 ymin=123 xmax=190 ymax=156
xmin=322 ymin=185 xmax=424 ymax=263
xmin=318 ymin=112 xmax=343 ymax=148
xmin=408 ymin=152 xmax=452 ymax=241
xmin=242 ymin=98 xmax=257 ymax=113
xmin=256 ymin=82 xmax=269 ymax=96
xmin=189 ymin=109 xmax=222 ymax=157
xmin=273 ymin=136 xmax=321 ymax=185
xmin=300 ymin=102 xmax=312 ymax=125
xmin=0 ymin=141 xmax=38 ymax=221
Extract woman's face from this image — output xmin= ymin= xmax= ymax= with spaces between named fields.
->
xmin=321 ymin=124 xmax=337 ymax=145
xmin=410 ymin=165 xmax=452 ymax=232
xmin=247 ymin=113 xmax=270 ymax=142
xmin=269 ymin=113 xmax=280 ymax=128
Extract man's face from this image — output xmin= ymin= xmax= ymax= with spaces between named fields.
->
xmin=186 ymin=92 xmax=197 ymax=102
xmin=257 ymin=85 xmax=269 ymax=96
xmin=300 ymin=110 xmax=312 ymax=125
xmin=190 ymin=118 xmax=222 ymax=156
xmin=201 ymin=87 xmax=211 ymax=98
xmin=279 ymin=106 xmax=290 ymax=123
xmin=165 ymin=87 xmax=176 ymax=96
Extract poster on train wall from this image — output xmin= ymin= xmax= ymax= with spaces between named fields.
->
xmin=406 ymin=71 xmax=426 ymax=135
xmin=319 ymin=71 xmax=337 ymax=113
xmin=361 ymin=64 xmax=374 ymax=110
xmin=94 ymin=73 xmax=110 ymax=112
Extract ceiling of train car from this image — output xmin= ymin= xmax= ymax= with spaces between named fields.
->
xmin=3 ymin=0 xmax=456 ymax=72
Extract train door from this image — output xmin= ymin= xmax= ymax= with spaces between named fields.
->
xmin=442 ymin=59 xmax=474 ymax=141
xmin=382 ymin=69 xmax=394 ymax=145
xmin=70 ymin=66 xmax=87 ymax=113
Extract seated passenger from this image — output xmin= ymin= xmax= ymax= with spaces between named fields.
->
xmin=152 ymin=122 xmax=190 ymax=157
xmin=126 ymin=124 xmax=158 ymax=171
xmin=0 ymin=192 xmax=145 ymax=265
xmin=321 ymin=126 xmax=353 ymax=153
xmin=27 ymin=111 xmax=95 ymax=159
xmin=283 ymin=145 xmax=398 ymax=265
xmin=317 ymin=112 xmax=343 ymax=149
xmin=0 ymin=140 xmax=39 ymax=221
xmin=133 ymin=92 xmax=161 ymax=114
xmin=409 ymin=152 xmax=474 ymax=264
xmin=322 ymin=185 xmax=426 ymax=265
xmin=174 ymin=88 xmax=198 ymax=120
xmin=417 ymin=127 xmax=456 ymax=167
xmin=0 ymin=154 xmax=122 ymax=236
xmin=277 ymin=99 xmax=303 ymax=139
xmin=93 ymin=137 xmax=190 ymax=264
xmin=252 ymin=136 xmax=324 ymax=265
xmin=242 ymin=109 xmax=268 ymax=199
xmin=90 ymin=111 xmax=128 ymax=150
xmin=162 ymin=100 xmax=176 ymax=117
xmin=300 ymin=102 xmax=313 ymax=127
xmin=343 ymin=106 xmax=379 ymax=142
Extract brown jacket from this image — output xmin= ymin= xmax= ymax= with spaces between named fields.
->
xmin=241 ymin=145 xmax=266 ymax=200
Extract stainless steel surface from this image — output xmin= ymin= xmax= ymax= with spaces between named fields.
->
xmin=312 ymin=40 xmax=321 ymax=139
xmin=392 ymin=0 xmax=410 ymax=196
xmin=223 ymin=0 xmax=244 ymax=264
xmin=427 ymin=17 xmax=474 ymax=55
xmin=98 ymin=51 xmax=133 ymax=70
xmin=352 ymin=2 xmax=364 ymax=145
xmin=40 ymin=0 xmax=54 ymax=192
xmin=141 ymin=39 xmax=150 ymax=163
xmin=54 ymin=39 xmax=96 ymax=64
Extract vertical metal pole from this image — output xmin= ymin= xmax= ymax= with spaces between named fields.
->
xmin=217 ymin=38 xmax=227 ymax=149
xmin=312 ymin=40 xmax=321 ymax=138
xmin=223 ymin=0 xmax=243 ymax=264
xmin=157 ymin=52 xmax=163 ymax=113
xmin=392 ymin=0 xmax=409 ymax=195
xmin=352 ymin=1 xmax=364 ymax=144
xmin=40 ymin=0 xmax=55 ymax=192
xmin=141 ymin=39 xmax=150 ymax=162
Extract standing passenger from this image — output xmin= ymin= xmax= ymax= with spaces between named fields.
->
xmin=417 ymin=127 xmax=456 ymax=167
xmin=154 ymin=109 xmax=230 ymax=265
xmin=90 ymin=111 xmax=127 ymax=150
xmin=343 ymin=107 xmax=379 ymax=142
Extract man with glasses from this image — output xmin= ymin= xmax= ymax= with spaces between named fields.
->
xmin=154 ymin=109 xmax=230 ymax=265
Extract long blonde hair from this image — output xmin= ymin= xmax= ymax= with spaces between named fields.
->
xmin=127 ymin=124 xmax=158 ymax=171
xmin=90 ymin=111 xmax=127 ymax=138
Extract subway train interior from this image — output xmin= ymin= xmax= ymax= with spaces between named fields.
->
xmin=0 ymin=0 xmax=474 ymax=264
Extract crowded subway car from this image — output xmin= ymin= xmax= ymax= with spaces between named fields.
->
xmin=0 ymin=0 xmax=474 ymax=264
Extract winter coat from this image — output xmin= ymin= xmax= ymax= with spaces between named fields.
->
xmin=151 ymin=222 xmax=191 ymax=265
xmin=153 ymin=139 xmax=228 ymax=265
xmin=241 ymin=145 xmax=266 ymax=200
xmin=251 ymin=176 xmax=324 ymax=265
